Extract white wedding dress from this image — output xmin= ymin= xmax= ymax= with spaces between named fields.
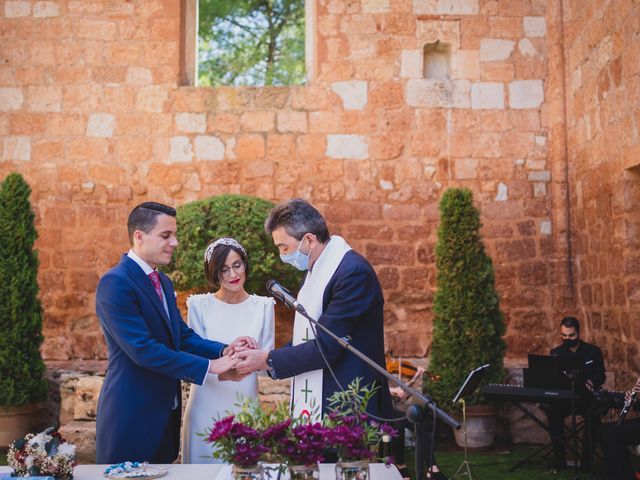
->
xmin=181 ymin=293 xmax=275 ymax=464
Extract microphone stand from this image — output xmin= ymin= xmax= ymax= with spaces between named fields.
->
xmin=279 ymin=298 xmax=461 ymax=480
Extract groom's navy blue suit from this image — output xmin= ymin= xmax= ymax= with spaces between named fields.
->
xmin=269 ymin=250 xmax=392 ymax=417
xmin=95 ymin=255 xmax=226 ymax=464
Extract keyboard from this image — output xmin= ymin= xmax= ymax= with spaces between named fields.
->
xmin=480 ymin=383 xmax=579 ymax=404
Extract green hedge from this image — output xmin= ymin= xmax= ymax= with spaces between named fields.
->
xmin=0 ymin=173 xmax=48 ymax=406
xmin=165 ymin=194 xmax=303 ymax=296
xmin=426 ymin=188 xmax=506 ymax=408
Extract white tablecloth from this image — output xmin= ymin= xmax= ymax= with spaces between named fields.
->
xmin=0 ymin=463 xmax=402 ymax=480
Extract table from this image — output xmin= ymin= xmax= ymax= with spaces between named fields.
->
xmin=0 ymin=463 xmax=402 ymax=480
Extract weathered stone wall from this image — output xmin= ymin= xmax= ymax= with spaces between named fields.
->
xmin=0 ymin=0 xmax=583 ymax=363
xmin=562 ymin=0 xmax=640 ymax=389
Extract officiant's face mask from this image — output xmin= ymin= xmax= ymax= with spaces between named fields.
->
xmin=280 ymin=235 xmax=312 ymax=271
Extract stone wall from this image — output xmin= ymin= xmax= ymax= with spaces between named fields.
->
xmin=562 ymin=0 xmax=640 ymax=388
xmin=0 ymin=0 xmax=572 ymax=364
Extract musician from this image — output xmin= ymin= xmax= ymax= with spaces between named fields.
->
xmin=601 ymin=379 xmax=640 ymax=480
xmin=544 ymin=316 xmax=606 ymax=470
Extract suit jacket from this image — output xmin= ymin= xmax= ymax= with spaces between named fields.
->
xmin=95 ymin=255 xmax=226 ymax=464
xmin=270 ymin=250 xmax=392 ymax=417
xmin=550 ymin=340 xmax=606 ymax=388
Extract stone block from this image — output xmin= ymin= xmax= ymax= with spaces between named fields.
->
xmin=0 ymin=88 xmax=23 ymax=111
xmin=540 ymin=220 xmax=552 ymax=235
xmin=86 ymin=113 xmax=114 ymax=138
xmin=527 ymin=170 xmax=550 ymax=181
xmin=406 ymin=79 xmax=451 ymax=107
xmin=455 ymin=158 xmax=478 ymax=179
xmin=509 ymin=79 xmax=544 ymax=109
xmin=452 ymin=50 xmax=480 ymax=79
xmin=135 ymin=86 xmax=168 ymax=113
xmin=452 ymin=79 xmax=471 ymax=108
xmin=240 ymin=111 xmax=275 ymax=132
xmin=331 ymin=80 xmax=368 ymax=110
xmin=167 ymin=136 xmax=193 ymax=163
xmin=126 ymin=66 xmax=152 ymax=85
xmin=400 ymin=49 xmax=422 ymax=78
xmin=59 ymin=421 xmax=96 ymax=464
xmin=175 ymin=112 xmax=206 ymax=133
xmin=28 ymin=86 xmax=62 ymax=112
xmin=276 ymin=111 xmax=308 ymax=133
xmin=194 ymin=135 xmax=224 ymax=161
xmin=74 ymin=376 xmax=103 ymax=421
xmin=413 ymin=0 xmax=479 ymax=15
xmin=362 ymin=0 xmax=390 ymax=13
xmin=3 ymin=135 xmax=31 ymax=161
xmin=471 ymin=82 xmax=504 ymax=109
xmin=326 ymin=134 xmax=368 ymax=160
xmin=495 ymin=182 xmax=508 ymax=201
xmin=4 ymin=1 xmax=31 ymax=17
xmin=480 ymin=39 xmax=515 ymax=62
xmin=518 ymin=38 xmax=538 ymax=57
xmin=523 ymin=16 xmax=546 ymax=37
xmin=33 ymin=1 xmax=59 ymax=17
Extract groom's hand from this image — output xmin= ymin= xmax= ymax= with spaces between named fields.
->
xmin=233 ymin=349 xmax=269 ymax=375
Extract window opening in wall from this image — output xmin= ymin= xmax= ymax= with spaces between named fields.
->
xmin=198 ymin=0 xmax=306 ymax=86
xmin=423 ymin=41 xmax=451 ymax=80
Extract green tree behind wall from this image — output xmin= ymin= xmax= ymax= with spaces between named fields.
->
xmin=199 ymin=0 xmax=305 ymax=86
xmin=426 ymin=188 xmax=506 ymax=409
xmin=0 ymin=173 xmax=48 ymax=406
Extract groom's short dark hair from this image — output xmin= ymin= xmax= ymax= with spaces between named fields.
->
xmin=127 ymin=202 xmax=176 ymax=244
xmin=265 ymin=198 xmax=330 ymax=243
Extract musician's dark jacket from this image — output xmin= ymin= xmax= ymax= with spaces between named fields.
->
xmin=550 ymin=340 xmax=606 ymax=388
xmin=268 ymin=250 xmax=392 ymax=418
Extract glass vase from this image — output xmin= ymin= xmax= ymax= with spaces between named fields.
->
xmin=288 ymin=464 xmax=319 ymax=480
xmin=335 ymin=460 xmax=369 ymax=480
xmin=231 ymin=464 xmax=263 ymax=480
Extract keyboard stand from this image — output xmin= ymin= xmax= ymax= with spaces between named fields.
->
xmin=507 ymin=401 xmax=585 ymax=472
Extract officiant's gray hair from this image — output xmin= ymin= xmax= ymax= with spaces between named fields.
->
xmin=265 ymin=198 xmax=330 ymax=243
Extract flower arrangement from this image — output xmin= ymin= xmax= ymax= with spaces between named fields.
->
xmin=324 ymin=378 xmax=397 ymax=463
xmin=204 ymin=380 xmax=396 ymax=470
xmin=7 ymin=427 xmax=76 ymax=480
xmin=205 ymin=415 xmax=269 ymax=466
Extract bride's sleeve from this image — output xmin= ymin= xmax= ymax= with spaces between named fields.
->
xmin=186 ymin=296 xmax=207 ymax=339
xmin=259 ymin=298 xmax=276 ymax=351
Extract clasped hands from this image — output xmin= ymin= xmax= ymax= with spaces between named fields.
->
xmin=208 ymin=336 xmax=270 ymax=382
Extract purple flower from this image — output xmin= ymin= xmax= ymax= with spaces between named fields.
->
xmin=207 ymin=416 xmax=235 ymax=443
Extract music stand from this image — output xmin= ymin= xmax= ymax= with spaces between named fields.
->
xmin=452 ymin=364 xmax=491 ymax=480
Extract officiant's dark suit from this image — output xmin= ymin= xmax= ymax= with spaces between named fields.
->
xmin=269 ymin=249 xmax=391 ymax=416
xmin=95 ymin=202 xmax=229 ymax=464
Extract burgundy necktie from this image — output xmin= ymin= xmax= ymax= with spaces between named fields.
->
xmin=148 ymin=271 xmax=163 ymax=302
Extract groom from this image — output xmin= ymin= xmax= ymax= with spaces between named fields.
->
xmin=95 ymin=202 xmax=254 ymax=464
xmin=234 ymin=199 xmax=391 ymax=419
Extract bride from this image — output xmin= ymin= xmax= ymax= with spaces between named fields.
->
xmin=181 ymin=237 xmax=275 ymax=464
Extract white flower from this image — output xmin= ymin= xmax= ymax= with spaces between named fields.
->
xmin=57 ymin=443 xmax=76 ymax=458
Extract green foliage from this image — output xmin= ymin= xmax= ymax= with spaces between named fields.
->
xmin=198 ymin=0 xmax=305 ymax=86
xmin=0 ymin=173 xmax=48 ymax=406
xmin=165 ymin=194 xmax=303 ymax=296
xmin=426 ymin=188 xmax=506 ymax=409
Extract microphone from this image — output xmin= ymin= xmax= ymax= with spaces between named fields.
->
xmin=266 ymin=280 xmax=304 ymax=312
xmin=618 ymin=391 xmax=637 ymax=426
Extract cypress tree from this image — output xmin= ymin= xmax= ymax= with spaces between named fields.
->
xmin=427 ymin=188 xmax=505 ymax=408
xmin=0 ymin=173 xmax=48 ymax=406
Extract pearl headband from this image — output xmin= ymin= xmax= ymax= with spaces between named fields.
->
xmin=204 ymin=237 xmax=247 ymax=263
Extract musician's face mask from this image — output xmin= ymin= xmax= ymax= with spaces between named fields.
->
xmin=280 ymin=235 xmax=312 ymax=271
xmin=562 ymin=338 xmax=579 ymax=348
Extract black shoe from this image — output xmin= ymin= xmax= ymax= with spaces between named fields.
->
xmin=426 ymin=470 xmax=449 ymax=480
xmin=397 ymin=466 xmax=410 ymax=479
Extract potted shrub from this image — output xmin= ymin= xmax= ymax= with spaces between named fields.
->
xmin=0 ymin=173 xmax=48 ymax=447
xmin=425 ymin=188 xmax=506 ymax=449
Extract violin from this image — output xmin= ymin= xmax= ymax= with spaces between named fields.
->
xmin=385 ymin=353 xmax=441 ymax=382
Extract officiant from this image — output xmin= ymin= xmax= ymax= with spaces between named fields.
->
xmin=234 ymin=198 xmax=392 ymax=420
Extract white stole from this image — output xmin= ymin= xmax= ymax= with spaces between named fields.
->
xmin=291 ymin=235 xmax=351 ymax=422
